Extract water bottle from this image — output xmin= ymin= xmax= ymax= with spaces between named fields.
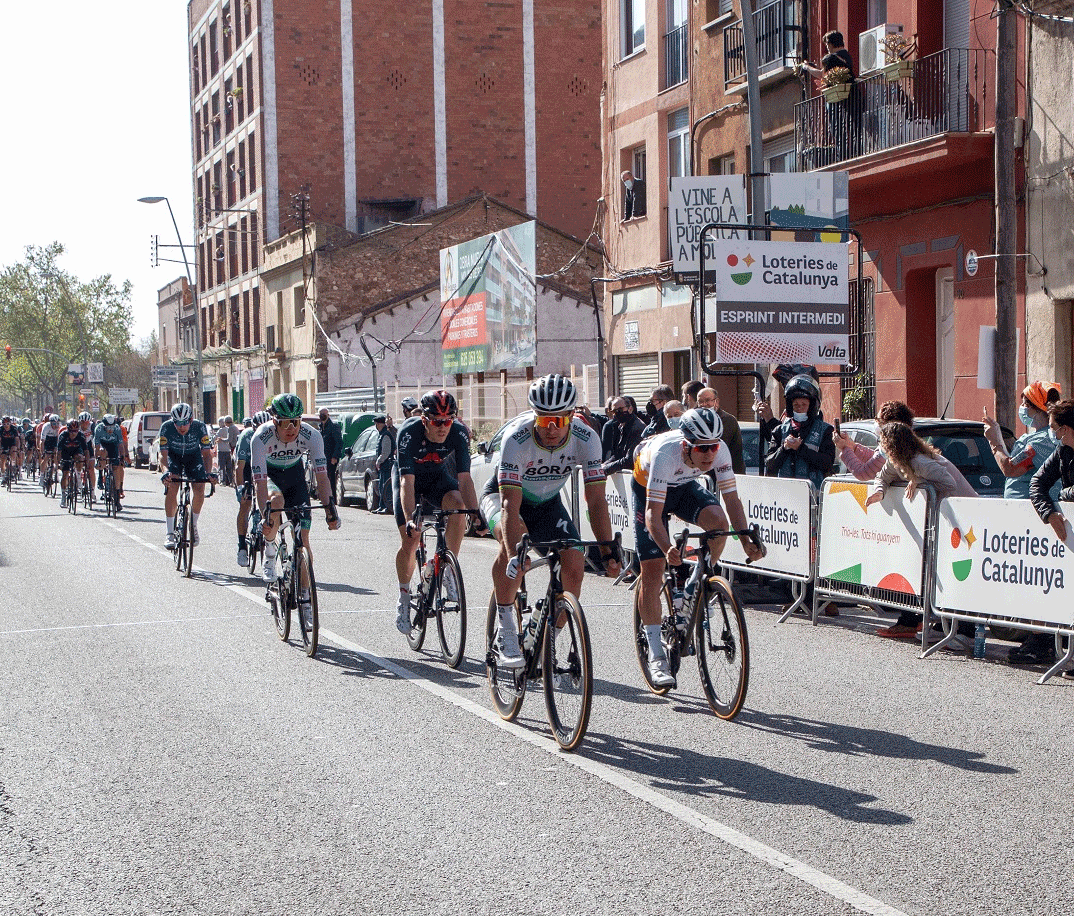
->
xmin=522 ymin=606 xmax=540 ymax=652
xmin=671 ymin=586 xmax=689 ymax=631
xmin=420 ymin=556 xmax=435 ymax=589
xmin=973 ymin=623 xmax=987 ymax=659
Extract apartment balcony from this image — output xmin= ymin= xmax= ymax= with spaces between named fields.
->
xmin=794 ymin=48 xmax=992 ymax=173
xmin=724 ymin=0 xmax=798 ymax=87
xmin=664 ymin=24 xmax=688 ymax=90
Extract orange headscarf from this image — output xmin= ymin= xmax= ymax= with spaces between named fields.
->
xmin=1023 ymin=380 xmax=1062 ymax=413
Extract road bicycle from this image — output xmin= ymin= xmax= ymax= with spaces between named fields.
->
xmin=244 ymin=488 xmax=263 ymax=576
xmin=41 ymin=453 xmax=57 ymax=498
xmin=168 ymin=473 xmax=216 ymax=578
xmin=402 ymin=507 xmax=479 ymax=669
xmin=24 ymin=450 xmax=37 ymax=481
xmin=632 ymin=524 xmax=764 ymax=720
xmin=81 ymin=460 xmax=95 ymax=511
xmin=101 ymin=462 xmax=120 ymax=517
xmin=2 ymin=459 xmax=14 ymax=491
xmin=485 ymin=533 xmax=620 ymax=752
xmin=264 ymin=503 xmax=332 ymax=658
xmin=62 ymin=462 xmax=81 ymax=515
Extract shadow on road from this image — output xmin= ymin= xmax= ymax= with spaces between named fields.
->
xmin=578 ymin=731 xmax=914 ymax=825
xmin=735 ymin=709 xmax=1019 ymax=775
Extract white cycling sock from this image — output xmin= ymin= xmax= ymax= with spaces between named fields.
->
xmin=644 ymin=624 xmax=664 ymax=659
xmin=166 ymin=516 xmax=175 ymax=534
xmin=497 ymin=605 xmax=518 ymax=633
xmin=192 ymin=512 xmax=200 ymax=529
xmin=265 ymin=539 xmax=278 ymax=556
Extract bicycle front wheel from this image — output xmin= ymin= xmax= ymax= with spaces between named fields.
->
xmin=405 ymin=557 xmax=428 ymax=652
xmin=173 ymin=506 xmax=187 ymax=572
xmin=485 ymin=592 xmax=525 ymax=721
xmin=632 ymin=581 xmax=675 ymax=696
xmin=294 ymin=546 xmax=319 ymax=658
xmin=247 ymin=529 xmax=262 ymax=576
xmin=270 ymin=583 xmax=290 ymax=641
xmin=182 ymin=502 xmax=194 ymax=578
xmin=435 ymin=550 xmax=467 ymax=668
xmin=542 ymin=592 xmax=592 ymax=751
xmin=696 ymin=576 xmax=750 ymax=720
xmin=67 ymin=479 xmax=77 ymax=515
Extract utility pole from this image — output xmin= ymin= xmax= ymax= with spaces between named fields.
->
xmin=994 ymin=0 xmax=1017 ymax=430
xmin=739 ymin=0 xmax=765 ymax=232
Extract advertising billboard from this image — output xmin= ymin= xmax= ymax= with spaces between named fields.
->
xmin=439 ymin=221 xmax=536 ymax=375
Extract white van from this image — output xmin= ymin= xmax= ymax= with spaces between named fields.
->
xmin=128 ymin=411 xmax=170 ymax=468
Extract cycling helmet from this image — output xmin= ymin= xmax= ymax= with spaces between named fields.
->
xmin=271 ymin=393 xmax=303 ymax=419
xmin=784 ymin=374 xmax=821 ymax=416
xmin=528 ymin=374 xmax=577 ymax=414
xmin=66 ymin=418 xmax=78 ymax=430
xmin=252 ymin=410 xmax=272 ymax=426
xmin=679 ymin=407 xmax=723 ymax=443
xmin=242 ymin=416 xmax=252 ymax=428
xmin=1 ymin=415 xmax=9 ymax=422
xmin=401 ymin=396 xmax=419 ymax=414
xmin=420 ymin=389 xmax=457 ymax=418
xmin=50 ymin=414 xmax=60 ymax=424
xmin=78 ymin=411 xmax=92 ymax=423
xmin=102 ymin=414 xmax=116 ymax=426
xmin=171 ymin=403 xmax=193 ymax=424
xmin=21 ymin=417 xmax=31 ymax=427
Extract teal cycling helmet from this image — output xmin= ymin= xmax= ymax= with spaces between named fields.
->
xmin=271 ymin=393 xmax=303 ymax=419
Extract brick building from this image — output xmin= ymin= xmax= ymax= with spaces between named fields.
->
xmin=185 ymin=0 xmax=602 ymax=413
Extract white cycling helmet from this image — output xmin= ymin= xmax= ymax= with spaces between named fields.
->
xmin=78 ymin=411 xmax=92 ymax=423
xmin=171 ymin=403 xmax=193 ymax=424
xmin=252 ymin=410 xmax=272 ymax=426
xmin=103 ymin=414 xmax=117 ymax=426
xmin=528 ymin=374 xmax=577 ymax=414
xmin=679 ymin=407 xmax=723 ymax=444
xmin=49 ymin=414 xmax=60 ymax=426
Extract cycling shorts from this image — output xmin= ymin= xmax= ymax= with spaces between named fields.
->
xmin=97 ymin=440 xmax=122 ymax=466
xmin=392 ymin=467 xmax=458 ymax=528
xmin=163 ymin=454 xmax=212 ymax=484
xmin=267 ymin=463 xmax=311 ymax=531
xmin=41 ymin=437 xmax=58 ymax=453
xmin=479 ymin=491 xmax=580 ymax=555
xmin=630 ymin=477 xmax=723 ymax=563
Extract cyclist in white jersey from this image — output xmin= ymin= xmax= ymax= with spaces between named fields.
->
xmin=480 ymin=375 xmax=620 ymax=668
xmin=632 ymin=407 xmax=762 ymax=687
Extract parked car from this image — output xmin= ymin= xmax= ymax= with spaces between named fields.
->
xmin=335 ymin=423 xmax=381 ymax=509
xmin=835 ymin=417 xmax=1013 ymax=496
xmin=128 ymin=411 xmax=170 ymax=468
xmin=739 ymin=420 xmax=762 ymax=475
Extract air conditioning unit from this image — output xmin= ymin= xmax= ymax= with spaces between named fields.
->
xmin=858 ymin=23 xmax=903 ymax=74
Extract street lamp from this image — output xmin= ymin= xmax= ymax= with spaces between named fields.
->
xmin=139 ymin=196 xmax=204 ymax=419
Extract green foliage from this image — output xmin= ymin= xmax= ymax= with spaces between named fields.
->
xmin=0 ymin=242 xmax=135 ymax=415
xmin=842 ymin=372 xmax=874 ymax=420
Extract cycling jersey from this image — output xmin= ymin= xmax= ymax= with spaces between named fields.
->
xmin=158 ymin=418 xmax=212 ymax=459
xmin=495 ymin=412 xmax=604 ymax=505
xmin=93 ymin=421 xmax=123 ymax=448
xmin=395 ymin=416 xmax=471 ymax=478
xmin=234 ymin=426 xmax=255 ymax=489
xmin=22 ymin=428 xmax=35 ymax=449
xmin=56 ymin=430 xmax=91 ymax=462
xmin=633 ymin=430 xmax=737 ymax=502
xmin=249 ymin=421 xmax=326 ymax=482
xmin=0 ymin=426 xmax=20 ymax=451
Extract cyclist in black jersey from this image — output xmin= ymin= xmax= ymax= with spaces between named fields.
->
xmin=57 ymin=420 xmax=92 ymax=508
xmin=0 ymin=417 xmax=22 ymax=480
xmin=392 ymin=389 xmax=486 ymax=633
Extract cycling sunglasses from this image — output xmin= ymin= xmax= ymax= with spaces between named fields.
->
xmin=275 ymin=418 xmax=301 ymax=429
xmin=690 ymin=442 xmax=720 ymax=453
xmin=534 ymin=414 xmax=570 ymax=430
xmin=424 ymin=416 xmax=454 ymax=427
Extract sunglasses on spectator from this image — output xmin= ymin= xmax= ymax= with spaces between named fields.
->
xmin=534 ymin=414 xmax=570 ymax=430
xmin=690 ymin=443 xmax=719 ymax=453
xmin=275 ymin=418 xmax=301 ymax=429
xmin=425 ymin=416 xmax=454 ymax=427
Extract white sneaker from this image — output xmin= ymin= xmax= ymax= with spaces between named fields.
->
xmin=165 ymin=532 xmax=177 ymax=549
xmin=648 ymin=654 xmax=676 ymax=689
xmin=192 ymin=527 xmax=200 ymax=547
xmin=396 ymin=589 xmax=412 ymax=634
xmin=237 ymin=547 xmax=249 ymax=567
xmin=262 ymin=549 xmax=278 ymax=581
xmin=494 ymin=623 xmax=525 ymax=669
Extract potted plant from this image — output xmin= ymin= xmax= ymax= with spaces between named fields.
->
xmin=882 ymin=34 xmax=916 ymax=81
xmin=841 ymin=372 xmax=874 ymax=420
xmin=230 ymin=87 xmax=243 ymax=98
xmin=822 ymin=66 xmax=853 ymax=103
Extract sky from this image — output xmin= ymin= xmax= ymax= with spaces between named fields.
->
xmin=0 ymin=2 xmax=195 ymax=346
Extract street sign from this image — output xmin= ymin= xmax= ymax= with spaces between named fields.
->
xmin=86 ymin=363 xmax=104 ymax=384
xmin=966 ymin=249 xmax=979 ymax=277
xmin=80 ymin=388 xmax=94 ymax=396
xmin=109 ymin=388 xmax=140 ymax=405
xmin=90 ymin=398 xmax=100 ymax=411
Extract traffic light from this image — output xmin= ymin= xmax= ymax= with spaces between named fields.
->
xmin=4 ymin=345 xmax=10 ymax=360
xmin=78 ymin=394 xmax=85 ymax=405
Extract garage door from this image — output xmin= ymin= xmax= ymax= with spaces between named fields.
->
xmin=616 ymin=353 xmax=660 ymax=405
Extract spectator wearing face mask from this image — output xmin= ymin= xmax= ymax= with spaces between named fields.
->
xmin=764 ymin=375 xmax=835 ymax=488
xmin=641 ymin=384 xmax=675 ymax=439
xmin=984 ymin=381 xmax=1062 ymax=502
xmin=601 ymin=396 xmax=646 ymax=476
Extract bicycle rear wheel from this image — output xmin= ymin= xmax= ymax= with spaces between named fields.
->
xmin=542 ymin=592 xmax=592 ymax=751
xmin=405 ymin=555 xmax=428 ymax=652
xmin=182 ymin=500 xmax=194 ymax=578
xmin=696 ymin=576 xmax=750 ymax=720
xmin=632 ymin=581 xmax=675 ymax=696
xmin=485 ymin=592 xmax=526 ymax=720
xmin=247 ymin=528 xmax=262 ymax=576
xmin=173 ymin=505 xmax=187 ymax=572
xmin=270 ymin=582 xmax=290 ymax=640
xmin=435 ymin=550 xmax=467 ymax=668
xmin=294 ymin=545 xmax=319 ymax=658
xmin=67 ymin=477 xmax=78 ymax=514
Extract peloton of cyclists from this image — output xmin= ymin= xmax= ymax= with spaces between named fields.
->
xmin=480 ymin=374 xmax=621 ymax=668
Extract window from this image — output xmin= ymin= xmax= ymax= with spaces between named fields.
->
xmin=622 ymin=0 xmax=645 ymax=57
xmin=622 ymin=146 xmax=648 ymax=220
xmin=762 ymin=133 xmax=796 ymax=175
xmin=710 ymin=153 xmax=735 ymax=175
xmin=664 ymin=0 xmax=688 ymax=88
xmin=293 ymin=286 xmax=305 ymax=327
xmin=667 ymin=108 xmax=691 ymax=182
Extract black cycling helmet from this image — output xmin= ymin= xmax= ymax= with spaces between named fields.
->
xmin=420 ymin=389 xmax=457 ymax=418
xmin=271 ymin=393 xmax=303 ymax=419
xmin=66 ymin=418 xmax=78 ymax=430
xmin=679 ymin=407 xmax=723 ymax=443
xmin=401 ymin=396 xmax=419 ymax=414
xmin=784 ymin=374 xmax=821 ymax=417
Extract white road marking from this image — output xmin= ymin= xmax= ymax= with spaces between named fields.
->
xmin=87 ymin=517 xmax=908 ymax=916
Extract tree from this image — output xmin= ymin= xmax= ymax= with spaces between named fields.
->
xmin=0 ymin=242 xmax=134 ymax=415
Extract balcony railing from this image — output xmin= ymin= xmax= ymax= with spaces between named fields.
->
xmin=794 ymin=47 xmax=992 ymax=170
xmin=664 ymin=24 xmax=688 ymax=89
xmin=724 ymin=0 xmax=797 ymax=86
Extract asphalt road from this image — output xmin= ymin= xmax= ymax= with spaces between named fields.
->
xmin=1 ymin=468 xmax=1072 ymax=915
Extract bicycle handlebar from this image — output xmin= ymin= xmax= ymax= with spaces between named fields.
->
xmin=265 ymin=502 xmax=339 ymax=524
xmin=514 ymin=532 xmax=622 ymax=566
xmin=673 ymin=523 xmax=766 ymax=564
